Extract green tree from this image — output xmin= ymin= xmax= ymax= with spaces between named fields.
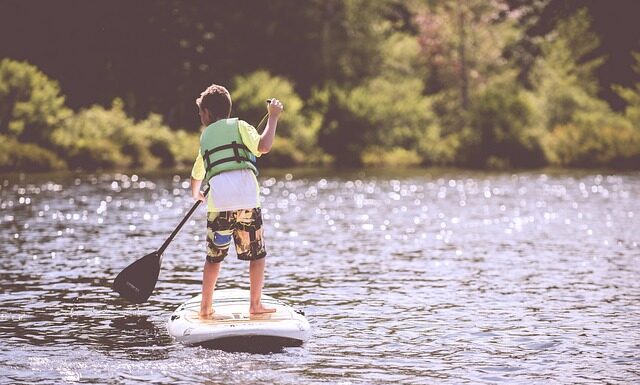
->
xmin=468 ymin=73 xmax=545 ymax=168
xmin=51 ymin=99 xmax=198 ymax=170
xmin=51 ymin=99 xmax=133 ymax=169
xmin=319 ymin=32 xmax=442 ymax=167
xmin=528 ymin=8 xmax=605 ymax=129
xmin=416 ymin=1 xmax=520 ymax=108
xmin=416 ymin=0 xmax=535 ymax=167
xmin=613 ymin=52 xmax=640 ymax=130
xmin=0 ymin=59 xmax=71 ymax=145
xmin=0 ymin=135 xmax=66 ymax=172
xmin=231 ymin=71 xmax=324 ymax=166
xmin=531 ymin=10 xmax=640 ymax=167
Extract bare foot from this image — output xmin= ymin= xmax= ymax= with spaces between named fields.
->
xmin=250 ymin=303 xmax=276 ymax=315
xmin=199 ymin=309 xmax=214 ymax=319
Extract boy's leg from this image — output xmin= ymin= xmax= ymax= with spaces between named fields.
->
xmin=249 ymin=257 xmax=275 ymax=314
xmin=200 ymin=260 xmax=220 ymax=318
xmin=201 ymin=211 xmax=233 ymax=318
xmin=233 ymin=208 xmax=275 ymax=314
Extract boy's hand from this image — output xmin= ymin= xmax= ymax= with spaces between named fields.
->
xmin=267 ymin=98 xmax=283 ymax=120
xmin=191 ymin=177 xmax=205 ymax=202
xmin=193 ymin=191 xmax=206 ymax=203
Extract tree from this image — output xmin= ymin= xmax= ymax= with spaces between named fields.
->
xmin=0 ymin=59 xmax=71 ymax=145
xmin=613 ymin=52 xmax=640 ymax=130
xmin=531 ymin=10 xmax=640 ymax=168
xmin=416 ymin=0 xmax=533 ymax=166
xmin=528 ymin=8 xmax=606 ymax=130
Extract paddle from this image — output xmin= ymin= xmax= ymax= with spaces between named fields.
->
xmin=113 ymin=186 xmax=210 ymax=304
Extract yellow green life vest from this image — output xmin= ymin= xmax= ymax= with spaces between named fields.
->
xmin=200 ymin=118 xmax=258 ymax=183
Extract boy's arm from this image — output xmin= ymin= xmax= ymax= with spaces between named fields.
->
xmin=258 ymin=98 xmax=283 ymax=154
xmin=191 ymin=178 xmax=205 ymax=202
xmin=191 ymin=152 xmax=206 ymax=202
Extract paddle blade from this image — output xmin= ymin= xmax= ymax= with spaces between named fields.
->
xmin=113 ymin=251 xmax=161 ymax=304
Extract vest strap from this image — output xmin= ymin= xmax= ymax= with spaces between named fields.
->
xmin=203 ymin=141 xmax=256 ymax=174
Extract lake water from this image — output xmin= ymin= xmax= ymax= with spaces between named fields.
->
xmin=1 ymin=168 xmax=639 ymax=385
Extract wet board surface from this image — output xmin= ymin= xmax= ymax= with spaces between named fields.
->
xmin=167 ymin=289 xmax=311 ymax=351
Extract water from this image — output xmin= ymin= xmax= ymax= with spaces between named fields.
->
xmin=1 ymin=168 xmax=639 ymax=385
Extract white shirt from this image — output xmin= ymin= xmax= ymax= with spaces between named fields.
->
xmin=207 ymin=169 xmax=260 ymax=212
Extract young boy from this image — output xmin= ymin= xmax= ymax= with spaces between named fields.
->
xmin=190 ymin=84 xmax=282 ymax=318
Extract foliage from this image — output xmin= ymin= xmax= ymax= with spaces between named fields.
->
xmin=231 ymin=70 xmax=323 ymax=166
xmin=256 ymin=137 xmax=305 ymax=167
xmin=543 ymin=122 xmax=640 ymax=168
xmin=528 ymin=8 xmax=606 ymax=130
xmin=466 ymin=74 xmax=545 ymax=168
xmin=415 ymin=0 xmax=543 ymax=167
xmin=231 ymin=71 xmax=305 ymax=139
xmin=52 ymin=99 xmax=198 ymax=170
xmin=613 ymin=52 xmax=640 ymax=129
xmin=319 ymin=32 xmax=442 ymax=167
xmin=526 ymin=8 xmax=640 ymax=168
xmin=0 ymin=135 xmax=66 ymax=172
xmin=416 ymin=1 xmax=521 ymax=104
xmin=361 ymin=146 xmax=422 ymax=167
xmin=1 ymin=2 xmax=640 ymax=172
xmin=52 ymin=99 xmax=133 ymax=169
xmin=0 ymin=59 xmax=71 ymax=145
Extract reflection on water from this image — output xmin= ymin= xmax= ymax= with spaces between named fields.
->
xmin=1 ymin=169 xmax=639 ymax=384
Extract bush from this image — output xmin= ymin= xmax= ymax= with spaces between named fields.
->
xmin=533 ymin=58 xmax=640 ymax=168
xmin=165 ymin=128 xmax=200 ymax=168
xmin=466 ymin=78 xmax=545 ymax=168
xmin=256 ymin=137 xmax=305 ymax=167
xmin=613 ymin=53 xmax=640 ymax=132
xmin=52 ymin=99 xmax=200 ymax=170
xmin=231 ymin=71 xmax=304 ymax=136
xmin=0 ymin=135 xmax=66 ymax=172
xmin=361 ymin=146 xmax=422 ymax=167
xmin=51 ymin=99 xmax=133 ymax=169
xmin=319 ymin=75 xmax=439 ymax=167
xmin=131 ymin=113 xmax=175 ymax=168
xmin=524 ymin=8 xmax=639 ymax=168
xmin=0 ymin=59 xmax=71 ymax=145
xmin=317 ymin=33 xmax=455 ymax=167
xmin=231 ymin=71 xmax=323 ymax=166
xmin=543 ymin=122 xmax=640 ymax=168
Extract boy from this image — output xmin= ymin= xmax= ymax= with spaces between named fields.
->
xmin=190 ymin=84 xmax=282 ymax=318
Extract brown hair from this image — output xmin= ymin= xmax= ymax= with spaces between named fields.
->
xmin=196 ymin=84 xmax=232 ymax=120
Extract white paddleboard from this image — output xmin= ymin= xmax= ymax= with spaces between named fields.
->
xmin=167 ymin=289 xmax=311 ymax=350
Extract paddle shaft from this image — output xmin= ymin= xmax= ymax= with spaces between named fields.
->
xmin=157 ymin=185 xmax=210 ymax=256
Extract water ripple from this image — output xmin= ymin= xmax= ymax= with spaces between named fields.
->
xmin=0 ymin=169 xmax=639 ymax=384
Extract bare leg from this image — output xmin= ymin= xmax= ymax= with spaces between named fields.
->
xmin=200 ymin=261 xmax=221 ymax=318
xmin=249 ymin=258 xmax=276 ymax=314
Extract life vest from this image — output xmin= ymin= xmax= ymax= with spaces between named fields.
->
xmin=200 ymin=118 xmax=258 ymax=183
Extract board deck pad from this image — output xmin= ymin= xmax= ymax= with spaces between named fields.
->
xmin=167 ymin=289 xmax=311 ymax=352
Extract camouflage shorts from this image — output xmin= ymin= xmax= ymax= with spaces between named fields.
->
xmin=205 ymin=207 xmax=266 ymax=263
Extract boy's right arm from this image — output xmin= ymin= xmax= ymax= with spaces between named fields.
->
xmin=191 ymin=152 xmax=206 ymax=202
xmin=258 ymin=98 xmax=283 ymax=154
xmin=191 ymin=178 xmax=205 ymax=202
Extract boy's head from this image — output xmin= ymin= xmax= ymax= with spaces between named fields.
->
xmin=196 ymin=84 xmax=232 ymax=125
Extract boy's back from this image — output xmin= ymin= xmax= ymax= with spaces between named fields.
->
xmin=192 ymin=117 xmax=263 ymax=212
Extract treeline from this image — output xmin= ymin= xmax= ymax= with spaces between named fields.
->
xmin=1 ymin=0 xmax=639 ymax=172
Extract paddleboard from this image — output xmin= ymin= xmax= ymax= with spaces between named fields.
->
xmin=167 ymin=289 xmax=311 ymax=350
